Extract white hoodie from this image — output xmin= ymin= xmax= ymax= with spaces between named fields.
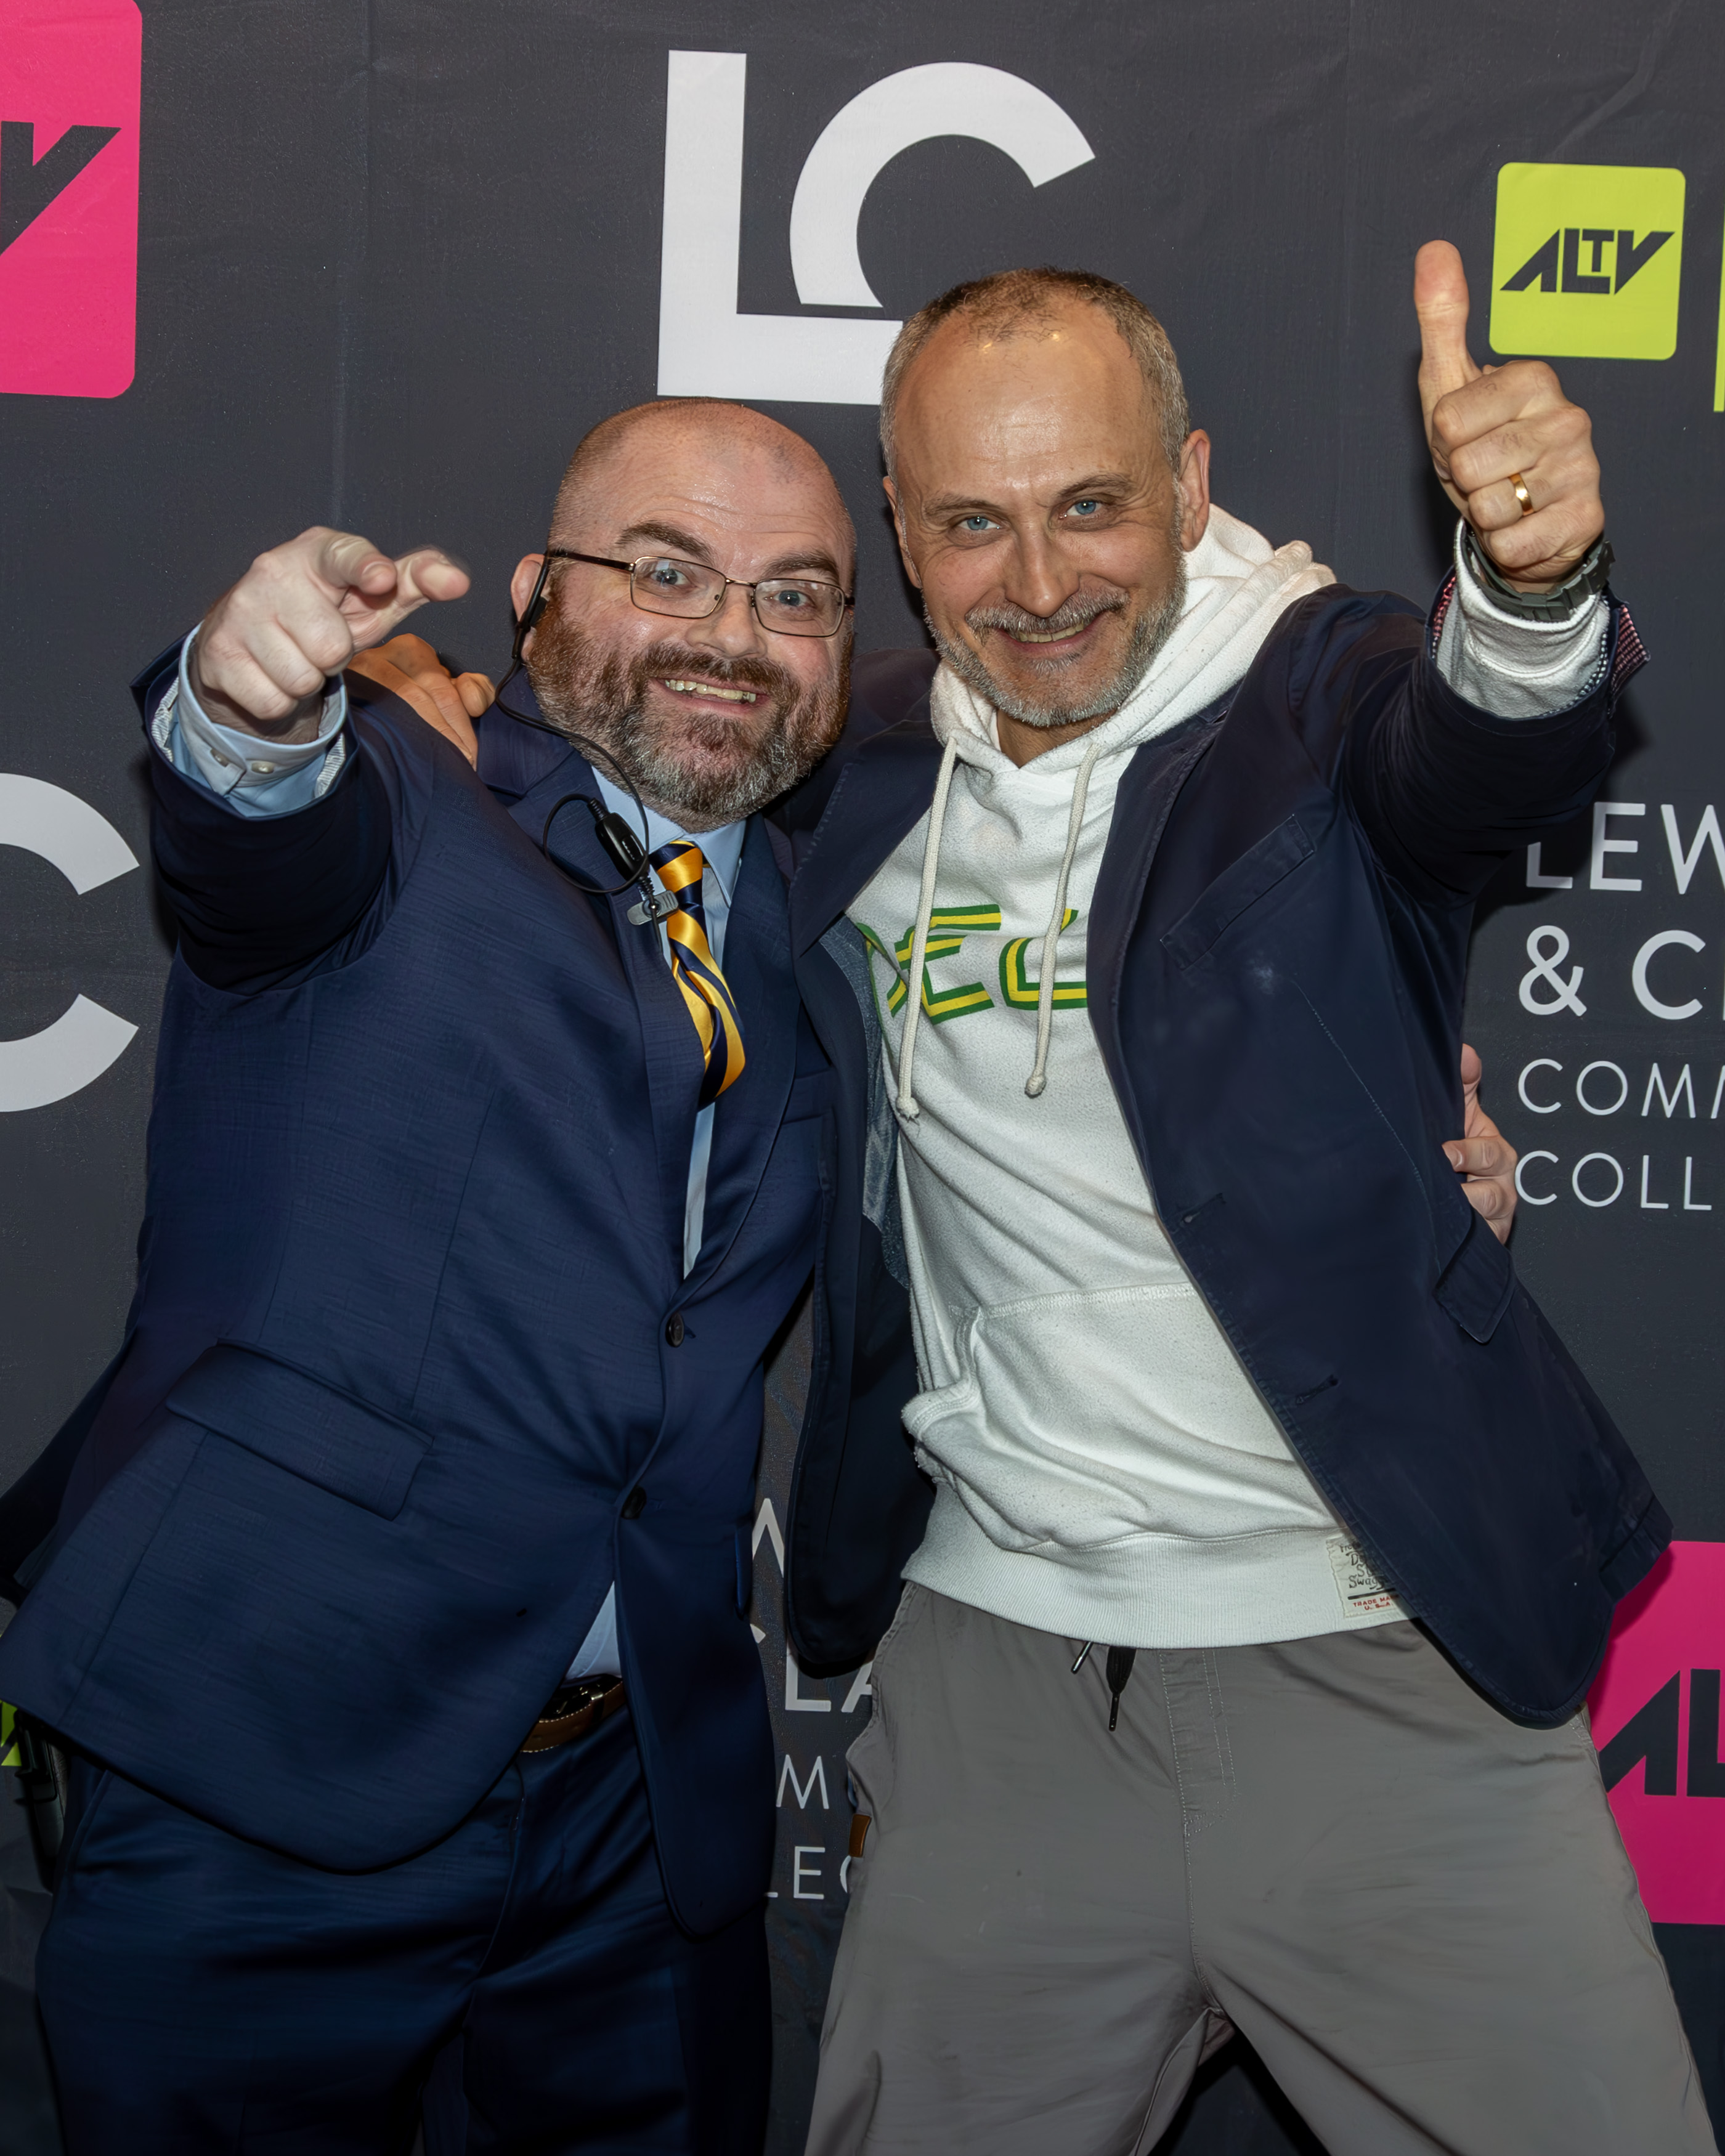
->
xmin=848 ymin=509 xmax=1605 ymax=1649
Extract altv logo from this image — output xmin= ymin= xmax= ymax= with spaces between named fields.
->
xmin=0 ymin=0 xmax=140 ymax=398
xmin=1589 ymin=1542 xmax=1725 ymax=1923
xmin=657 ymin=52 xmax=1094 ymax=405
xmin=1490 ymin=162 xmax=1684 ymax=363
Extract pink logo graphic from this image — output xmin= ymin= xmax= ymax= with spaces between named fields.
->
xmin=1589 ymin=1540 xmax=1725 ymax=1923
xmin=0 ymin=0 xmax=140 ymax=398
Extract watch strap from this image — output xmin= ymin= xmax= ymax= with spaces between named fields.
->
xmin=1461 ymin=528 xmax=1613 ymax=620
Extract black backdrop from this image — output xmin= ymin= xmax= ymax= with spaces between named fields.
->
xmin=4 ymin=4 xmax=1725 ymax=2149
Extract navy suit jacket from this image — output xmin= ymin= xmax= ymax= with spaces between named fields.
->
xmin=0 ymin=660 xmax=918 ymax=1937
xmin=777 ymin=582 xmax=1669 ymax=1728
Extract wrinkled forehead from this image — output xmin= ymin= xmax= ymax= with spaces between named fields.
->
xmin=579 ymin=424 xmax=854 ymax=581
xmin=895 ymin=306 xmax=1162 ymax=493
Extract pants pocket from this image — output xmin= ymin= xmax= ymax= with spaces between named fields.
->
xmin=843 ymin=1583 xmax=923 ymax=1835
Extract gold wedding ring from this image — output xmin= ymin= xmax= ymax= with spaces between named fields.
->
xmin=1509 ymin=472 xmax=1533 ymax=517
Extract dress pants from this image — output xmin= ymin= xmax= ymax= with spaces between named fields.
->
xmin=806 ymin=1584 xmax=1715 ymax=2156
xmin=37 ymin=1704 xmax=768 ymax=2155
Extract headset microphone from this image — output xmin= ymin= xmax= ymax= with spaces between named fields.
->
xmin=487 ymin=550 xmax=663 ymax=912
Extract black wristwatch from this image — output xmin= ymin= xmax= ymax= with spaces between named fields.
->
xmin=1461 ymin=527 xmax=1613 ymax=620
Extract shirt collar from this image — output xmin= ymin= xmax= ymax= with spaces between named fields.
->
xmin=593 ymin=769 xmax=747 ymax=904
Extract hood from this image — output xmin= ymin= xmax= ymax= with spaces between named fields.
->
xmin=896 ymin=509 xmax=1332 ymax=1117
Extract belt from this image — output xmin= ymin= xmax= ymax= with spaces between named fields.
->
xmin=520 ymin=1674 xmax=627 ymax=1755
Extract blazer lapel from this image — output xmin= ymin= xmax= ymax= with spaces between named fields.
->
xmin=505 ymin=736 xmax=703 ymax=1273
xmin=788 ymin=720 xmax=945 ymax=958
xmin=1087 ymin=709 xmax=1224 ymax=1159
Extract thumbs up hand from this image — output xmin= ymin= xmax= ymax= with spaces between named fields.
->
xmin=1414 ymin=241 xmax=1604 ymax=591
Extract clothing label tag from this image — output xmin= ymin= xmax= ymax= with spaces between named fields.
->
xmin=1326 ymin=1534 xmax=1402 ymax=1617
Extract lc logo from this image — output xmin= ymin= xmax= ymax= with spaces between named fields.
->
xmin=0 ymin=775 xmax=139 ymax=1110
xmin=657 ymin=52 xmax=1094 ymax=405
xmin=1489 ymin=162 xmax=1684 ymax=363
xmin=0 ymin=0 xmax=140 ymax=397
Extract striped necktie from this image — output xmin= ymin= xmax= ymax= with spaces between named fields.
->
xmin=649 ymin=841 xmax=746 ymax=1106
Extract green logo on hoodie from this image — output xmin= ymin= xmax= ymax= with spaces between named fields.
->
xmin=858 ymin=902 xmax=1089 ymax=1026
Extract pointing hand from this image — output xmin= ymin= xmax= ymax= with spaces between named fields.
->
xmin=191 ymin=527 xmax=470 ymax=735
xmin=1415 ymin=241 xmax=1604 ymax=591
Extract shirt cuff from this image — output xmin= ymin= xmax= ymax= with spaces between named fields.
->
xmin=152 ymin=628 xmax=349 ymax=817
xmin=1435 ymin=524 xmax=1609 ymax=721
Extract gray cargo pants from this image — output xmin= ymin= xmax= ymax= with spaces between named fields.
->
xmin=806 ymin=1584 xmax=1715 ymax=2156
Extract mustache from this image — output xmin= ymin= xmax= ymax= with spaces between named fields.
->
xmin=634 ymin=638 xmax=797 ymax=700
xmin=965 ymin=590 xmax=1126 ymax=642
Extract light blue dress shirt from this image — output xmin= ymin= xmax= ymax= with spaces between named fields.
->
xmin=163 ymin=638 xmax=747 ymax=1683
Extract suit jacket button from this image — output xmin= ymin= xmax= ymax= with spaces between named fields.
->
xmin=622 ymin=1487 xmax=647 ymax=1520
xmin=665 ymin=1312 xmax=685 ymax=1346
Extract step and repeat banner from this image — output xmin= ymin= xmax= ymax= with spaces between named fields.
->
xmin=3 ymin=2 xmax=1724 ymax=2149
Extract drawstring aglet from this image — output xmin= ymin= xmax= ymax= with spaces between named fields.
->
xmin=1071 ymin=1642 xmax=1094 ymax=1674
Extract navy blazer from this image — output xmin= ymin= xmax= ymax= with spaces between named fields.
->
xmin=0 ymin=660 xmax=917 ymax=1937
xmin=777 ymin=582 xmax=1668 ymax=1728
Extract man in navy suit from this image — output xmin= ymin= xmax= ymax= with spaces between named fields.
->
xmin=0 ymin=397 xmax=925 ymax=2155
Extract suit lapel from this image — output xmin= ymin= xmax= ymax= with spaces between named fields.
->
xmin=788 ymin=720 xmax=945 ymax=957
xmin=1087 ymin=709 xmax=1223 ymax=1160
xmin=504 ymin=736 xmax=702 ymax=1271
xmin=683 ymin=820 xmax=798 ymax=1295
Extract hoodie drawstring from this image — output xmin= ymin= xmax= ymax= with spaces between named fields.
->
xmin=895 ymin=735 xmax=961 ymax=1121
xmin=1025 ymin=733 xmax=1104 ymax=1100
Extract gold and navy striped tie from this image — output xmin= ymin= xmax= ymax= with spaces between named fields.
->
xmin=649 ymin=841 xmax=746 ymax=1106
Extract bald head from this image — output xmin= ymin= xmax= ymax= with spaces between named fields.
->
xmin=880 ymin=267 xmax=1188 ymax=480
xmin=511 ymin=397 xmax=856 ymax=830
xmin=549 ymin=399 xmax=854 ymax=570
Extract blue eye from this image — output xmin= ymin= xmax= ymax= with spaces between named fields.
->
xmin=960 ymin=516 xmax=994 ymax=533
xmin=643 ymin=559 xmax=694 ymax=590
xmin=1069 ymin=499 xmax=1101 ymax=517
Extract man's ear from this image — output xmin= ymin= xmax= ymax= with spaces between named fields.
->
xmin=511 ymin=554 xmax=548 ymax=639
xmin=1175 ymin=431 xmax=1212 ymax=553
xmin=882 ymin=477 xmax=922 ymax=591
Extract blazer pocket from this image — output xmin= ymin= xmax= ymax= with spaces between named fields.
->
xmin=167 ymin=1343 xmax=431 ymax=1520
xmin=1434 ymin=1209 xmax=1515 ymax=1345
xmin=783 ymin=1067 xmax=835 ymax=1122
xmin=1161 ymin=813 xmax=1315 ymax=970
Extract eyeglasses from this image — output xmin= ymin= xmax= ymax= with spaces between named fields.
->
xmin=545 ymin=548 xmax=853 ymax=639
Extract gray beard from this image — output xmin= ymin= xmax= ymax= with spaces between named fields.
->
xmin=931 ymin=549 xmax=1189 ymax=731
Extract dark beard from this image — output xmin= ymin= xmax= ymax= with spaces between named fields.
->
xmin=932 ymin=522 xmax=1190 ymax=729
xmin=526 ymin=609 xmax=851 ymax=825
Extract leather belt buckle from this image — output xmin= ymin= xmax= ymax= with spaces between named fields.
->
xmin=520 ymin=1674 xmax=626 ymax=1755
